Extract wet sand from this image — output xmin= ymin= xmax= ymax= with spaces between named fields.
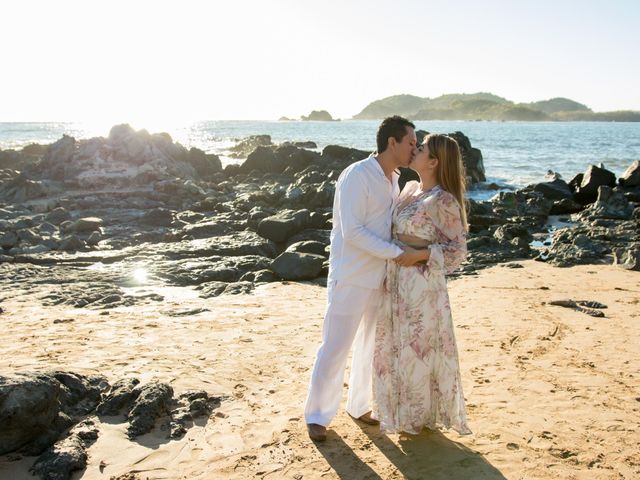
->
xmin=0 ymin=260 xmax=638 ymax=479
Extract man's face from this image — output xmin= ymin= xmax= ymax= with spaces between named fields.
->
xmin=395 ymin=127 xmax=417 ymax=168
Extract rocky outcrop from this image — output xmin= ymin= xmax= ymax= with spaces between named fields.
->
xmin=1 ymin=372 xmax=222 ymax=480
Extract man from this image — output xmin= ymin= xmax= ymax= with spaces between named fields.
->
xmin=304 ymin=116 xmax=425 ymax=442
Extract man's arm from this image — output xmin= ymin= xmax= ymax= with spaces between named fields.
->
xmin=338 ymin=170 xmax=403 ymax=259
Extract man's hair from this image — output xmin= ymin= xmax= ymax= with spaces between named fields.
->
xmin=376 ymin=116 xmax=416 ymax=153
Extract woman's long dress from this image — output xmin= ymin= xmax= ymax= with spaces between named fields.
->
xmin=372 ymin=181 xmax=471 ymax=435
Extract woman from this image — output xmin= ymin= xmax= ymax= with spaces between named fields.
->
xmin=372 ymin=133 xmax=472 ymax=435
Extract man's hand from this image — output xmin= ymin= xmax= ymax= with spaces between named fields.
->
xmin=394 ymin=246 xmax=429 ymax=266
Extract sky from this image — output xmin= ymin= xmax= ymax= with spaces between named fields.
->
xmin=1 ymin=0 xmax=639 ymax=123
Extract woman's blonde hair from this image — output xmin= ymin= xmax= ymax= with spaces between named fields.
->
xmin=424 ymin=134 xmax=468 ymax=230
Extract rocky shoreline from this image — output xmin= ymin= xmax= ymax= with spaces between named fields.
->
xmin=0 ymin=124 xmax=637 ymax=303
xmin=1 ymin=124 xmax=639 ymax=479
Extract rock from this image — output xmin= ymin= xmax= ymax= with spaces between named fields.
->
xmin=531 ymin=178 xmax=573 ymax=200
xmin=17 ymin=228 xmax=40 ymax=244
xmin=292 ymin=141 xmax=317 ymax=149
xmin=574 ymin=165 xmax=616 ymax=204
xmin=0 ymin=372 xmax=107 ymax=456
xmin=59 ymin=235 xmax=85 ymax=252
xmin=52 ymin=371 xmax=105 ymax=417
xmin=68 ymin=217 xmax=103 ymax=233
xmin=229 ymin=135 xmax=272 ymax=158
xmin=448 ymin=131 xmax=486 ymax=184
xmin=43 ymin=135 xmax=76 ymax=179
xmin=182 ymin=221 xmax=236 ymax=239
xmin=275 ymin=145 xmax=320 ymax=172
xmin=613 ymin=244 xmax=640 ymax=271
xmin=550 ymin=198 xmax=584 ymax=215
xmin=578 ymin=186 xmax=633 ymax=220
xmin=86 ymin=231 xmax=102 ymax=246
xmin=286 ymin=240 xmax=328 ymax=257
xmin=619 ymin=160 xmax=640 ymax=187
xmin=321 ymin=145 xmax=370 ymax=164
xmin=0 ymin=231 xmax=18 ymax=249
xmin=45 ymin=207 xmax=72 ymax=225
xmin=30 ymin=433 xmax=88 ymax=480
xmin=257 ymin=209 xmax=311 ymax=243
xmin=140 ymin=208 xmax=174 ymax=227
xmin=127 ymin=381 xmax=174 ymax=438
xmin=493 ymin=224 xmax=533 ymax=243
xmin=270 ymin=251 xmax=324 ymax=280
xmin=0 ymin=373 xmax=63 ymax=455
xmin=248 ymin=269 xmax=277 ymax=283
xmin=239 ymin=146 xmax=282 ymax=173
xmin=39 ymin=222 xmax=58 ymax=235
xmin=186 ymin=147 xmax=222 ymax=177
xmin=96 ymin=378 xmax=141 ymax=416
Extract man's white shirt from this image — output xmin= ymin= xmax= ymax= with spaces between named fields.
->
xmin=327 ymin=154 xmax=404 ymax=289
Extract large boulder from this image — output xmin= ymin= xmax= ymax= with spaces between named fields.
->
xmin=257 ymin=209 xmax=311 ymax=243
xmin=186 ymin=147 xmax=222 ymax=177
xmin=270 ymin=251 xmax=324 ymax=280
xmin=240 ymin=146 xmax=282 ymax=173
xmin=448 ymin=131 xmax=486 ymax=184
xmin=619 ymin=160 xmax=640 ymax=187
xmin=530 ymin=178 xmax=573 ymax=201
xmin=574 ymin=165 xmax=616 ymax=204
xmin=0 ymin=372 xmax=106 ymax=456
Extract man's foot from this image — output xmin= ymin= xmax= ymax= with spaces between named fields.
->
xmin=307 ymin=423 xmax=327 ymax=442
xmin=352 ymin=411 xmax=380 ymax=426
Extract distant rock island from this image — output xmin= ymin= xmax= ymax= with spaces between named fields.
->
xmin=353 ymin=93 xmax=640 ymax=121
xmin=301 ymin=110 xmax=337 ymax=121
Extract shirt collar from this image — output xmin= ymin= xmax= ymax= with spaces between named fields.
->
xmin=369 ymin=154 xmax=399 ymax=180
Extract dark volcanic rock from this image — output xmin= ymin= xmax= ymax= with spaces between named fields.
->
xmin=127 ymin=381 xmax=174 ymax=438
xmin=577 ymin=186 xmax=633 ymax=220
xmin=574 ymin=165 xmax=616 ymax=204
xmin=321 ymin=145 xmax=370 ymax=164
xmin=286 ymin=240 xmax=328 ymax=257
xmin=0 ymin=372 xmax=107 ymax=456
xmin=613 ymin=243 xmax=640 ymax=270
xmin=45 ymin=207 xmax=72 ymax=225
xmin=0 ymin=373 xmax=63 ymax=455
xmin=96 ymin=378 xmax=141 ymax=416
xmin=550 ymin=198 xmax=584 ymax=215
xmin=619 ymin=160 xmax=640 ymax=187
xmin=257 ymin=209 xmax=311 ymax=243
xmin=240 ymin=146 xmax=282 ymax=173
xmin=270 ymin=251 xmax=324 ymax=280
xmin=530 ymin=178 xmax=573 ymax=201
xmin=30 ymin=419 xmax=99 ymax=480
xmin=140 ymin=208 xmax=174 ymax=227
xmin=186 ymin=147 xmax=222 ymax=177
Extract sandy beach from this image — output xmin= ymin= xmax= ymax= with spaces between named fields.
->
xmin=0 ymin=260 xmax=638 ymax=479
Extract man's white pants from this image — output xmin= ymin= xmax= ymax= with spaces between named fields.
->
xmin=304 ymin=281 xmax=378 ymax=427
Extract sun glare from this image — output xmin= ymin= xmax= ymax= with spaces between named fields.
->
xmin=132 ymin=268 xmax=148 ymax=284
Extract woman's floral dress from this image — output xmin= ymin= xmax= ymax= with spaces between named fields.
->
xmin=372 ymin=181 xmax=471 ymax=435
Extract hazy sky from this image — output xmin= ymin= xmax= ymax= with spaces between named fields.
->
xmin=1 ymin=0 xmax=639 ymax=122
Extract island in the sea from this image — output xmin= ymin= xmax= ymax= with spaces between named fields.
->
xmin=353 ymin=93 xmax=640 ymax=121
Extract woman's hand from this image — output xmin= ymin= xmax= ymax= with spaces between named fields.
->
xmin=394 ymin=246 xmax=429 ymax=266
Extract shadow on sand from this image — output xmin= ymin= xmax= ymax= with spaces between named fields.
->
xmin=315 ymin=421 xmax=507 ymax=480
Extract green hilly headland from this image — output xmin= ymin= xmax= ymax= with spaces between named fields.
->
xmin=352 ymin=93 xmax=640 ymax=121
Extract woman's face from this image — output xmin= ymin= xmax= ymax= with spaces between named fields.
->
xmin=409 ymin=143 xmax=435 ymax=171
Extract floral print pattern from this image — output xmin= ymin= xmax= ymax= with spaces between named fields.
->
xmin=373 ymin=181 xmax=471 ymax=435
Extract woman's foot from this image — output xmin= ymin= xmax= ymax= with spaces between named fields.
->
xmin=352 ymin=411 xmax=380 ymax=425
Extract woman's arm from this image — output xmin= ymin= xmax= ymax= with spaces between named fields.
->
xmin=423 ymin=191 xmax=467 ymax=274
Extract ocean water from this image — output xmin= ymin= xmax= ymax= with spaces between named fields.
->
xmin=1 ymin=120 xmax=639 ymax=190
